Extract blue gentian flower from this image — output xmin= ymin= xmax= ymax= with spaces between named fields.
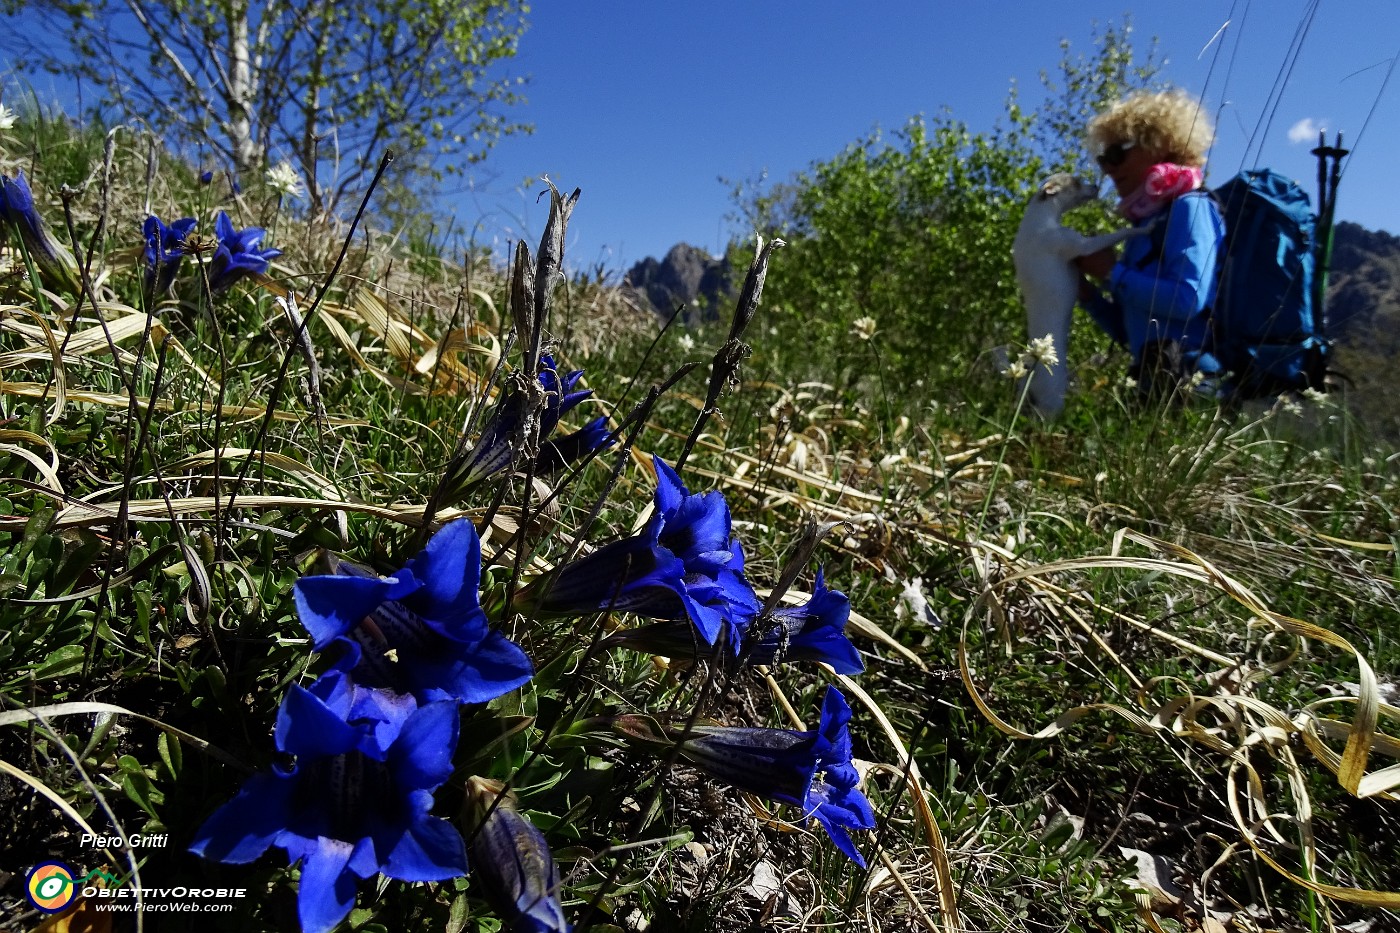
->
xmin=741 ymin=569 xmax=863 ymax=672
xmin=613 ymin=686 xmax=876 ymax=866
xmin=294 ymin=518 xmax=533 ymax=705
xmin=142 ymin=214 xmax=197 ymax=295
xmin=208 ymin=209 xmax=281 ymax=290
xmin=199 ymin=170 xmax=214 ymax=185
xmin=458 ymin=356 xmax=612 ymax=489
xmin=189 ymin=686 xmax=467 ymax=933
xmin=0 ymin=171 xmax=74 ymax=283
xmin=518 ymin=456 xmax=758 ymax=646
xmin=636 ymin=457 xmax=761 ymax=645
xmin=467 ymin=778 xmax=570 ymax=933
xmin=536 ymin=414 xmax=611 ymax=476
xmin=603 ymin=568 xmax=863 ymax=673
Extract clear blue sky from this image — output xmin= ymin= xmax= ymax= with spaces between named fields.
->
xmin=457 ymin=1 xmax=1399 ymax=273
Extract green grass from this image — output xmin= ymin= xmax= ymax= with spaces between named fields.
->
xmin=3 ymin=109 xmax=1399 ymax=933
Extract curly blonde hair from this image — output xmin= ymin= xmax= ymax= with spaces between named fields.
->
xmin=1087 ymin=89 xmax=1215 ymax=167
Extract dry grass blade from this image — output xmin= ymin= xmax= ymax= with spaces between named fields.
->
xmin=0 ymin=428 xmax=64 ymax=493
xmin=0 ymin=493 xmax=471 ymax=531
xmin=0 ymin=302 xmax=66 ymax=424
xmin=0 ymin=381 xmax=368 ymax=425
xmin=315 ymin=301 xmax=428 ymax=394
xmin=166 ymin=448 xmax=353 ymax=501
xmin=0 ymin=757 xmax=105 ymax=848
xmin=1122 ymin=530 xmax=1394 ymax=799
xmin=960 ymin=524 xmax=1400 ymax=908
xmin=350 ymin=289 xmax=418 ymax=362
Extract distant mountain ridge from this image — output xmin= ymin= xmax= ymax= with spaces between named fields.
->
xmin=1324 ymin=221 xmax=1400 ymax=439
xmin=1326 ymin=221 xmax=1400 ymax=349
xmin=622 ymin=243 xmax=733 ymax=322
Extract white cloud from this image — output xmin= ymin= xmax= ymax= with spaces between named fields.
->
xmin=1288 ymin=117 xmax=1328 ymax=144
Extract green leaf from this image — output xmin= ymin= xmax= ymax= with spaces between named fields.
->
xmin=32 ymin=644 xmax=86 ymax=680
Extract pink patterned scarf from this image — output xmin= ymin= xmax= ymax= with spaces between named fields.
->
xmin=1117 ymin=163 xmax=1205 ymax=222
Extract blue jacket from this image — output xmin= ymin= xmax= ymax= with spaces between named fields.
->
xmin=1087 ymin=192 xmax=1225 ymax=371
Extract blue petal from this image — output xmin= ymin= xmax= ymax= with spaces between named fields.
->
xmin=187 ymin=772 xmax=291 ymax=864
xmin=809 ymin=777 xmax=877 ymax=867
xmin=389 ymin=700 xmax=460 ymax=790
xmin=276 ymin=684 xmax=362 ymax=758
xmin=294 ymin=838 xmax=361 ymax=933
xmin=527 ymin=534 xmax=690 ymax=619
xmin=382 ymin=813 xmax=468 ymax=882
xmin=678 ymin=590 xmax=725 ymax=645
xmin=790 ymin=627 xmax=865 ymax=674
xmin=815 ymin=686 xmax=854 ymax=752
xmin=294 ymin=573 xmax=400 ymax=650
xmin=419 ymin=628 xmax=534 ymax=705
xmin=812 ymin=808 xmax=868 ymax=868
xmin=651 ymin=456 xmax=688 ymax=517
xmin=661 ymin=493 xmax=732 ymax=565
xmin=401 ymin=518 xmax=485 ymax=631
xmin=773 ymin=578 xmax=864 ymax=673
xmin=214 ymin=210 xmax=236 ymax=243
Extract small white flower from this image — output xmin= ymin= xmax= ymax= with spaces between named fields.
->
xmin=1121 ymin=375 xmax=1138 ymax=390
xmin=1281 ymin=398 xmax=1304 ymax=417
xmin=676 ymin=333 xmax=695 ymax=353
xmin=1004 ymin=359 xmax=1030 ymax=381
xmin=264 ymin=161 xmax=305 ymax=200
xmin=1302 ymin=387 xmax=1331 ymax=406
xmin=0 ymin=102 xmax=16 ymax=131
xmin=851 ymin=316 xmax=878 ymax=341
xmin=1026 ymin=333 xmax=1059 ymax=368
xmin=1187 ymin=370 xmax=1206 ymax=388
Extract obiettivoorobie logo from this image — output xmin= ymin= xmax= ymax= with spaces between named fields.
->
xmin=24 ymin=861 xmax=121 ymax=913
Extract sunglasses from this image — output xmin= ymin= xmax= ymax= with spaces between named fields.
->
xmin=1096 ymin=141 xmax=1137 ymax=170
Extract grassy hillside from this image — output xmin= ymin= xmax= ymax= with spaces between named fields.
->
xmin=2 ymin=106 xmax=1399 ymax=933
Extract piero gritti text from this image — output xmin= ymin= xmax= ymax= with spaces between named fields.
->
xmin=78 ymin=832 xmax=171 ymax=848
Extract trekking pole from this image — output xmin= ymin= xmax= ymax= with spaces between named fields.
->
xmin=1310 ymin=131 xmax=1349 ymax=337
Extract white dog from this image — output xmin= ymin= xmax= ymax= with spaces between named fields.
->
xmin=1012 ymin=173 xmax=1145 ymax=418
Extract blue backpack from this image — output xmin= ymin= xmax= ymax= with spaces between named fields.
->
xmin=1209 ymin=169 xmax=1328 ymax=398
xmin=1140 ymin=169 xmax=1329 ymax=398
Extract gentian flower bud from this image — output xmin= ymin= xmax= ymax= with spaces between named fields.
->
xmin=0 ymin=171 xmax=77 ymax=287
xmin=452 ymin=355 xmax=612 ymax=492
xmin=465 ymin=777 xmax=570 ymax=933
